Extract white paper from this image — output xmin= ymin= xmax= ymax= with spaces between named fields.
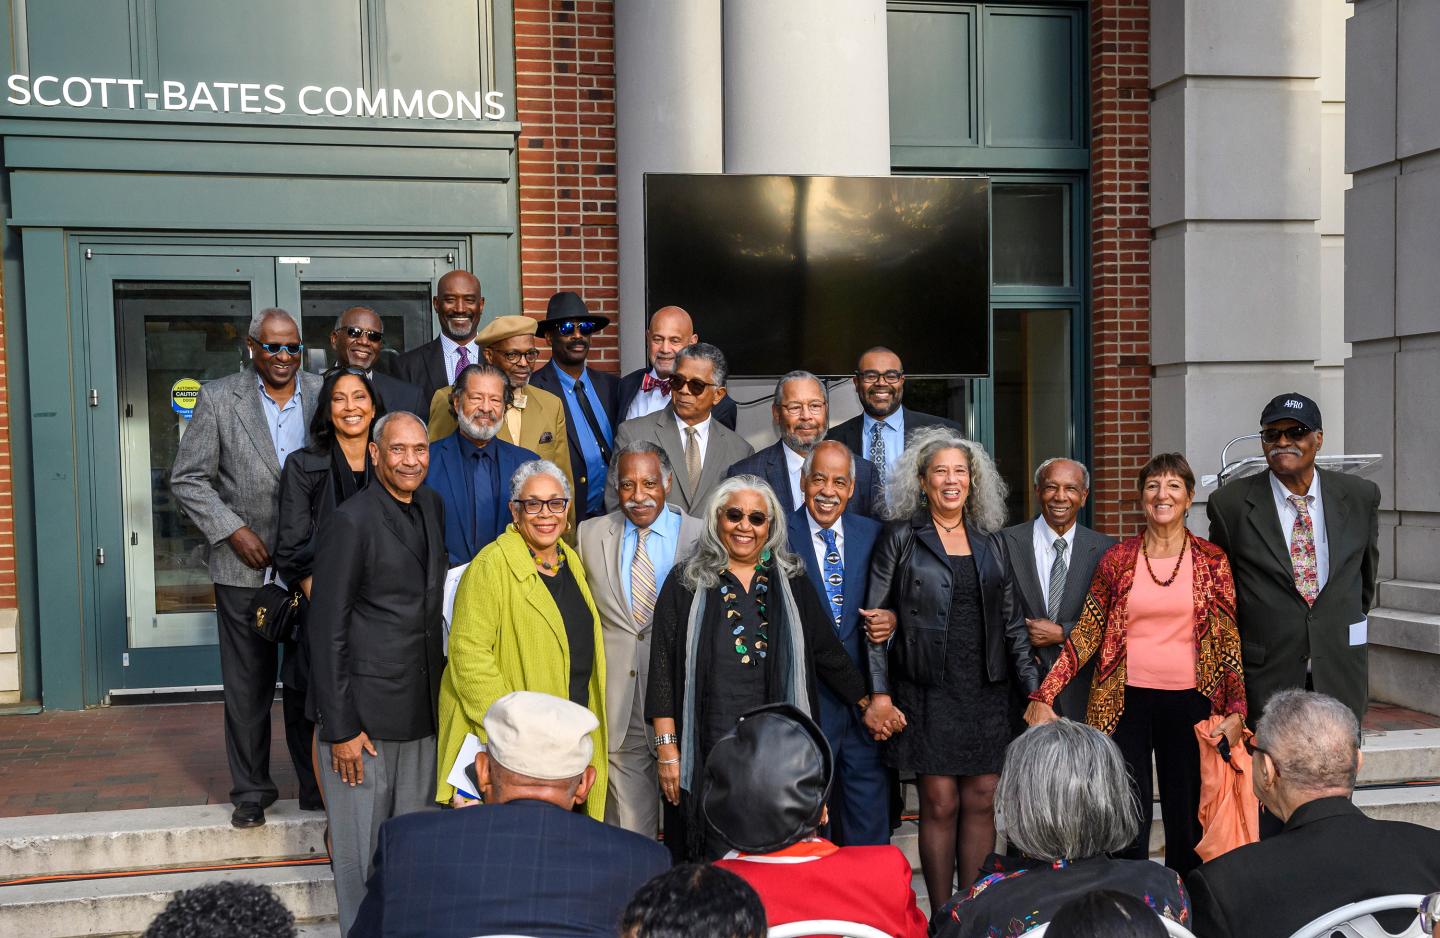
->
xmin=442 ymin=562 xmax=469 ymax=656
xmin=1349 ymin=618 xmax=1368 ymax=647
xmin=445 ymin=732 xmax=485 ymax=800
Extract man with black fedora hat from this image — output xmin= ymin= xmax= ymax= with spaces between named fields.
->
xmin=709 ymin=704 xmax=927 ymax=938
xmin=1207 ymin=391 xmax=1380 ymax=733
xmin=531 ymin=291 xmax=620 ymax=521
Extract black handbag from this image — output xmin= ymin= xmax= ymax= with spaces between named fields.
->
xmin=246 ymin=580 xmax=304 ymax=643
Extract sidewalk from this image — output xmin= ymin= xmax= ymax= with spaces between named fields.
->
xmin=1 ymin=698 xmax=1435 ymax=818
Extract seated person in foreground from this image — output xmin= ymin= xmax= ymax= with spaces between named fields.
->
xmin=936 ymin=719 xmax=1190 ymax=938
xmin=621 ymin=863 xmax=768 ymax=938
xmin=351 ymin=691 xmax=670 ymax=938
xmin=1047 ymin=891 xmax=1168 ymax=938
xmin=710 ymin=704 xmax=927 ymax=938
xmin=1187 ymin=689 xmax=1440 ymax=938
xmin=143 ymin=881 xmax=296 ymax=938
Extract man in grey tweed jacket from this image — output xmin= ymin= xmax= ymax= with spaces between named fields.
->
xmin=170 ymin=308 xmax=322 ymax=829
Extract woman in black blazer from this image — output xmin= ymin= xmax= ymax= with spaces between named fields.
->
xmin=274 ymin=367 xmax=385 ymax=809
xmin=865 ymin=426 xmax=1038 ymax=907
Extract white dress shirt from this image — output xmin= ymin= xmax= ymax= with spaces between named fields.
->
xmin=626 ymin=368 xmax=669 ymax=421
xmin=1270 ymin=470 xmax=1329 ymax=592
xmin=783 ymin=444 xmax=807 ymax=510
xmin=439 ymin=333 xmax=478 ymax=384
xmin=806 ymin=512 xmax=845 ymax=580
xmin=1032 ymin=516 xmax=1078 ymax=615
xmin=675 ymin=413 xmax=711 ymax=464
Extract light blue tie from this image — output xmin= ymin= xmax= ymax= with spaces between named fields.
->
xmin=820 ymin=528 xmax=844 ymax=630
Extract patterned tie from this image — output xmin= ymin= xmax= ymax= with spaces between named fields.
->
xmin=1047 ymin=537 xmax=1068 ymax=622
xmin=631 ymin=528 xmax=657 ymax=629
xmin=684 ymin=426 xmax=702 ymax=489
xmin=454 ymin=344 xmax=470 ymax=381
xmin=1288 ymin=495 xmax=1320 ymax=605
xmin=868 ymin=420 xmax=889 ymax=480
xmin=820 ymin=528 xmax=845 ymax=629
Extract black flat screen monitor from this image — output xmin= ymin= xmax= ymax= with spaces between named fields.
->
xmin=644 ymin=173 xmax=990 ymax=378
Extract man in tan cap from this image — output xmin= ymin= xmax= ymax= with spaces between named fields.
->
xmin=351 ymin=691 xmax=670 ymax=938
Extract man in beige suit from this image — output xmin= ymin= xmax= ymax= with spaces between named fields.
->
xmin=578 ymin=440 xmax=701 ymax=835
xmin=606 ymin=343 xmax=753 ymax=515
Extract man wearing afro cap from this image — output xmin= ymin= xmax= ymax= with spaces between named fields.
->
xmin=710 ymin=704 xmax=927 ymax=938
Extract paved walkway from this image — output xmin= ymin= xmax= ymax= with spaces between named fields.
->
xmin=1 ymin=698 xmax=1436 ymax=818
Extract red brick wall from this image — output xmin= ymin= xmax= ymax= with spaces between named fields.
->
xmin=513 ymin=0 xmax=620 ymax=372
xmin=1089 ymin=0 xmax=1151 ymax=536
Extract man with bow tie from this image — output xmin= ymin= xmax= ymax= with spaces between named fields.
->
xmin=617 ymin=306 xmax=739 ymax=430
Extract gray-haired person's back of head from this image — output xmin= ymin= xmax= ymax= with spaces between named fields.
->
xmin=1255 ymin=689 xmax=1361 ymax=793
xmin=996 ymin=719 xmax=1139 ymax=862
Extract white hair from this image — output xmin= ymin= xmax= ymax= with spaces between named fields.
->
xmin=881 ymin=426 xmax=1008 ymax=533
xmin=800 ymin=440 xmax=856 ymax=480
xmin=508 ymin=459 xmax=572 ymax=502
xmin=247 ymin=307 xmax=299 ymax=340
xmin=1034 ymin=457 xmax=1090 ymax=491
xmin=679 ymin=475 xmax=803 ymax=592
xmin=372 ymin=411 xmax=426 ymax=444
xmin=1255 ymin=689 xmax=1361 ymax=792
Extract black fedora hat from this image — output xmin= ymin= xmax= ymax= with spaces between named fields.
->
xmin=702 ymin=704 xmax=834 ymax=854
xmin=537 ymin=290 xmax=608 ymax=335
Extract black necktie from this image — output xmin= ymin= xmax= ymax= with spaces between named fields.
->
xmin=573 ymin=379 xmax=612 ymax=465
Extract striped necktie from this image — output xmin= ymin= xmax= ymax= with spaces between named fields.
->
xmin=1047 ymin=537 xmax=1068 ymax=621
xmin=1288 ymin=495 xmax=1320 ymax=605
xmin=631 ymin=528 xmax=658 ymax=629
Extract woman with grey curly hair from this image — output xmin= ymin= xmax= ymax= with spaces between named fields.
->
xmin=645 ymin=475 xmax=874 ymax=861
xmin=864 ymin=425 xmax=1039 ymax=906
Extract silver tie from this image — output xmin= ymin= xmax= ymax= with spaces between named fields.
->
xmin=1047 ymin=538 xmax=1068 ymax=622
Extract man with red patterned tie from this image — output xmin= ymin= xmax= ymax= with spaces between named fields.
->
xmin=617 ymin=305 xmax=738 ymax=431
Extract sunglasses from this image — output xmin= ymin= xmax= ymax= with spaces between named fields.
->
xmin=512 ymin=497 xmax=570 ymax=515
xmin=669 ymin=375 xmax=715 ymax=396
xmin=497 ymin=348 xmax=541 ymax=365
xmin=1260 ymin=425 xmax=1314 ymax=445
xmin=339 ymin=326 xmax=384 ymax=343
xmin=722 ymin=507 xmax=770 ymax=526
xmin=553 ymin=321 xmax=597 ymax=337
xmin=255 ymin=342 xmax=303 ymax=356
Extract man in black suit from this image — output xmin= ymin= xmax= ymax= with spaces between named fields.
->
xmin=827 ymin=346 xmax=962 ymax=496
xmin=308 ymin=411 xmax=447 ymax=935
xmin=329 ymin=306 xmax=428 ymax=419
xmin=617 ymin=304 xmax=738 ymax=430
xmin=998 ymin=458 xmax=1116 ymax=720
xmin=392 ymin=269 xmax=484 ymax=399
xmin=529 ymin=291 xmax=620 ymax=521
xmin=351 ymin=690 xmax=671 ymax=938
xmin=727 ymin=370 xmax=881 ymax=518
xmin=1206 ymin=393 xmax=1381 ymax=725
xmin=1187 ymin=690 xmax=1440 ymax=938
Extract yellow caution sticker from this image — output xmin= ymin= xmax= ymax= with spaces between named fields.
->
xmin=171 ymin=378 xmax=201 ymax=417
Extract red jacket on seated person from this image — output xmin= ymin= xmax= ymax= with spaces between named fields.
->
xmin=717 ymin=838 xmax=928 ymax=938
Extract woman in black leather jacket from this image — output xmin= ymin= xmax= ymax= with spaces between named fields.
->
xmin=864 ymin=426 xmax=1038 ymax=907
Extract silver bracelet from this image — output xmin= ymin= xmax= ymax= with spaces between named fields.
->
xmin=655 ymin=733 xmax=679 ymax=747
xmin=658 ymin=757 xmax=679 ymax=765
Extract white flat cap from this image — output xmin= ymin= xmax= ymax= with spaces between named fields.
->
xmin=483 ymin=690 xmax=597 ymax=780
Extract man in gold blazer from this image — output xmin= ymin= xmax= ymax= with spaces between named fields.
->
xmin=578 ymin=440 xmax=701 ymax=836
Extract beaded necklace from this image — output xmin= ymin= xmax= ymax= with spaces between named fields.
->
xmin=528 ymin=544 xmax=566 ymax=573
xmin=723 ymin=551 xmax=770 ymax=666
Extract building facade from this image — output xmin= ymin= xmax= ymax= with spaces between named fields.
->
xmin=0 ymin=0 xmax=1361 ymax=710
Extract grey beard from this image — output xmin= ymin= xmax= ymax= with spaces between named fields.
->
xmin=458 ymin=411 xmax=500 ymax=442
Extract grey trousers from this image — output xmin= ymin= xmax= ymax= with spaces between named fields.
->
xmin=604 ymin=679 xmax=660 ymax=837
xmin=319 ymin=735 xmax=437 ymax=936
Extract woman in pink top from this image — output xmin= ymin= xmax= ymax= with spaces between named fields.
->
xmin=1024 ymin=453 xmax=1246 ymax=878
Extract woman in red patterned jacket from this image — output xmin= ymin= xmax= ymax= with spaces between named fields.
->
xmin=1025 ymin=452 xmax=1245 ymax=878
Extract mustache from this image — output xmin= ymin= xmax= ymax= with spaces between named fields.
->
xmin=624 ymin=497 xmax=659 ymax=511
xmin=1269 ymin=447 xmax=1303 ymax=457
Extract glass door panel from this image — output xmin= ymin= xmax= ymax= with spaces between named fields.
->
xmin=298 ymin=282 xmax=435 ymax=375
xmin=991 ymin=307 xmax=1073 ymax=521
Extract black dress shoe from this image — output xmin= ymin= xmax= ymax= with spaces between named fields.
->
xmin=299 ymin=797 xmax=326 ymax=812
xmin=231 ymin=802 xmax=266 ymax=828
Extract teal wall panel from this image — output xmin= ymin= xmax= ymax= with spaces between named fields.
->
xmin=23 ymin=0 xmax=136 ymax=79
xmin=153 ymin=0 xmax=364 ymax=89
xmin=982 ymin=7 xmax=1083 ymax=149
xmin=887 ymin=4 xmax=977 ymax=148
xmin=385 ymin=0 xmax=487 ymax=91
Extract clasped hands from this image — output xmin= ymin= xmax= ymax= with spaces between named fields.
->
xmin=861 ymin=694 xmax=906 ymax=741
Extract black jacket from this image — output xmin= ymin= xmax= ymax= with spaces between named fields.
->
xmin=273 ymin=447 xmax=373 ymax=586
xmin=1187 ymin=796 xmax=1440 ymax=938
xmin=725 ymin=440 xmax=883 ymax=519
xmin=391 ymin=338 xmax=451 ymax=400
xmin=865 ymin=516 xmax=1039 ymax=696
xmin=827 ymin=406 xmax=962 ymax=460
xmin=307 ymin=483 xmax=447 ymax=743
xmin=529 ymin=360 xmax=620 ymax=520
xmin=371 ymin=370 xmax=429 ymax=421
xmin=618 ymin=366 xmax=738 ymax=430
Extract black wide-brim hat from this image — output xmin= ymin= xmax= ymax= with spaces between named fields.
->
xmin=702 ymin=703 xmax=834 ymax=854
xmin=537 ymin=290 xmax=608 ymax=334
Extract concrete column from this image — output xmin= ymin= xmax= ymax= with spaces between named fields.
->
xmin=614 ymin=0 xmax=724 ymax=373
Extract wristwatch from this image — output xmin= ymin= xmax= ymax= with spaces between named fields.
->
xmin=655 ymin=733 xmax=679 ymax=747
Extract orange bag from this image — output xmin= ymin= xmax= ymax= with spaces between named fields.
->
xmin=1193 ymin=714 xmax=1260 ymax=862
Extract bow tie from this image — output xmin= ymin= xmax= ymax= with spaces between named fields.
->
xmin=640 ymin=373 xmax=671 ymax=396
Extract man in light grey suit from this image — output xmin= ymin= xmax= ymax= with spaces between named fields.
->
xmin=579 ymin=440 xmax=701 ymax=836
xmin=171 ymin=308 xmax=323 ymax=830
xmin=998 ymin=458 xmax=1116 ymax=720
xmin=606 ymin=343 xmax=753 ymax=515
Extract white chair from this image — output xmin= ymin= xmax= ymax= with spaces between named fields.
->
xmin=767 ymin=921 xmax=893 ymax=938
xmin=1286 ymin=894 xmax=1428 ymax=938
xmin=1024 ymin=917 xmax=1198 ymax=937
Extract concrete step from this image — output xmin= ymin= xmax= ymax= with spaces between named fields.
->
xmin=1369 ymin=607 xmax=1440 ymax=655
xmin=0 ymin=800 xmax=326 ymax=881
xmin=0 ymin=863 xmax=336 ymax=938
xmin=1354 ymin=783 xmax=1440 ymax=827
xmin=1378 ymin=579 xmax=1440 ymax=615
xmin=1360 ymin=728 xmax=1440 ymax=785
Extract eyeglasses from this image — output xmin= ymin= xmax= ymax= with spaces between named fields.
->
xmin=496 ymin=348 xmax=541 ymax=365
xmin=722 ymin=507 xmax=770 ymax=526
xmin=339 ymin=326 xmax=384 ymax=343
xmin=1260 ymin=425 xmax=1314 ymax=445
xmin=553 ymin=321 xmax=597 ymax=337
xmin=1419 ymin=892 xmax=1440 ymax=934
xmin=779 ymin=401 xmax=826 ymax=417
xmin=512 ymin=497 xmax=570 ymax=515
xmin=856 ymin=369 xmax=905 ymax=385
xmin=669 ymin=375 xmax=716 ymax=396
xmin=255 ymin=342 xmax=303 ymax=356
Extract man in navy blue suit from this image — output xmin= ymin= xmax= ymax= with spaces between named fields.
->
xmin=786 ymin=440 xmax=903 ymax=846
xmin=351 ymin=690 xmax=671 ymax=938
xmin=423 ymin=363 xmax=538 ymax=566
xmin=727 ymin=370 xmax=882 ymax=518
